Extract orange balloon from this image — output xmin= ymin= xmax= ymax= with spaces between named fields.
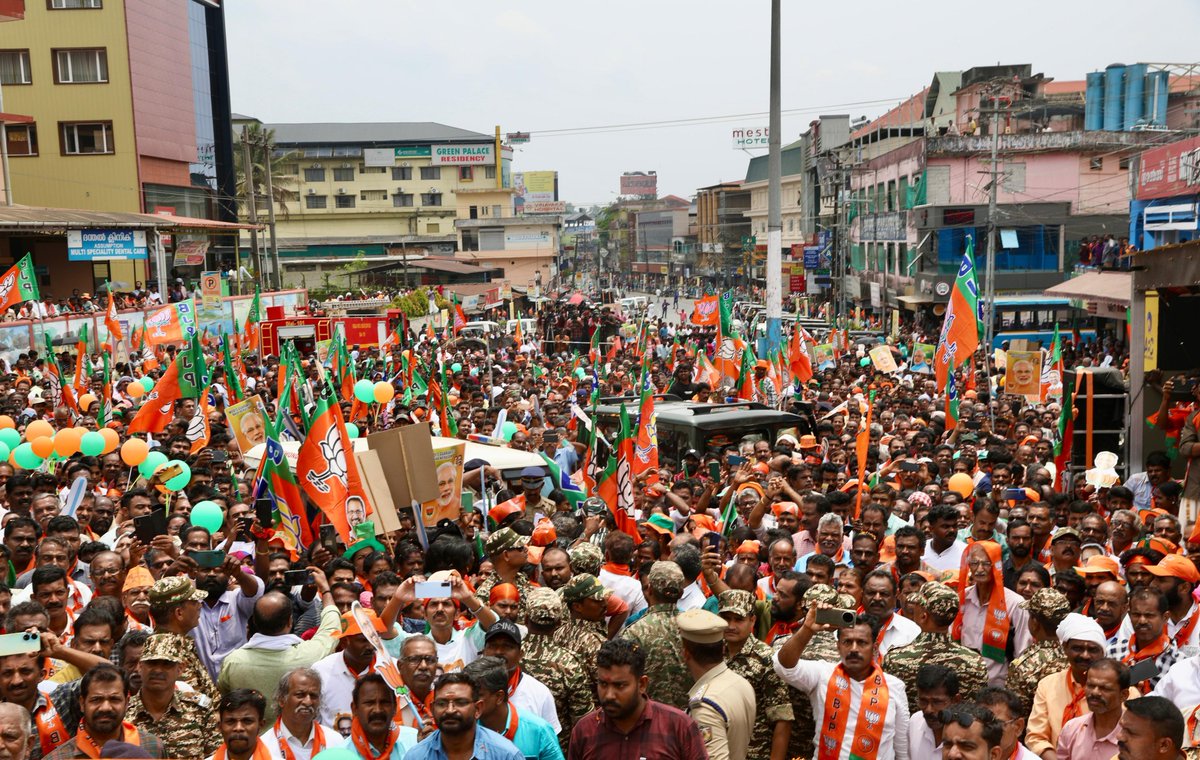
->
xmin=121 ymin=438 xmax=149 ymax=466
xmin=78 ymin=394 xmax=98 ymax=412
xmin=99 ymin=427 xmax=120 ymax=454
xmin=127 ymin=383 xmax=145 ymax=398
xmin=30 ymin=436 xmax=54 ymax=459
xmin=54 ymin=429 xmax=81 ymax=457
xmin=0 ymin=415 xmax=14 ymax=430
xmin=25 ymin=420 xmax=54 ymax=441
xmin=948 ymin=472 xmax=975 ymax=499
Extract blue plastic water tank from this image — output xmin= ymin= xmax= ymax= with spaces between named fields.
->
xmin=1124 ymin=63 xmax=1146 ymax=130
xmin=1085 ymin=72 xmax=1105 ymax=131
xmin=1103 ymin=64 xmax=1126 ymax=131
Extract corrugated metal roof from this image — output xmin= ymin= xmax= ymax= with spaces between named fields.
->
xmin=411 ymin=259 xmax=496 ymax=275
xmin=265 ymin=122 xmax=491 ymax=146
xmin=0 ymin=205 xmax=260 ymax=231
xmin=745 ymin=141 xmax=807 ymax=183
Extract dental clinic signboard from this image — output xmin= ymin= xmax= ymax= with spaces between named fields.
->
xmin=431 ymin=144 xmax=494 ymax=165
xmin=67 ymin=229 xmax=149 ymax=261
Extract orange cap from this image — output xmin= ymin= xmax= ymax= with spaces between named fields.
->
xmin=122 ymin=566 xmax=154 ymax=592
xmin=1074 ymin=555 xmax=1121 ymax=579
xmin=332 ymin=609 xmax=386 ymax=639
xmin=1147 ymin=554 xmax=1200 ymax=583
xmin=735 ymin=540 xmax=761 ymax=556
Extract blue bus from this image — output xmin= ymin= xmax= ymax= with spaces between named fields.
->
xmin=988 ymin=295 xmax=1096 ymax=349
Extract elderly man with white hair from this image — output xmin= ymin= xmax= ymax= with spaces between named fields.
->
xmin=1025 ymin=613 xmax=1139 ymax=760
xmin=0 ymin=703 xmax=33 ymax=760
xmin=264 ymin=667 xmax=345 ymax=760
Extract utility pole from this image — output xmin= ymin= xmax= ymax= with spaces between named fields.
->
xmin=240 ymin=126 xmax=261 ymax=294
xmin=257 ymin=133 xmax=281 ymax=291
xmin=982 ymin=95 xmax=1004 ymax=353
xmin=764 ymin=0 xmax=783 ymax=351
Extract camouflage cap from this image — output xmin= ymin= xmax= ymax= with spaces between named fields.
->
xmin=803 ymin=583 xmax=839 ymax=606
xmin=140 ymin=633 xmax=186 ymax=664
xmin=148 ymin=575 xmax=207 ymax=606
xmin=1020 ymin=587 xmax=1071 ymax=626
xmin=526 ymin=586 xmax=566 ymax=625
xmin=717 ymin=589 xmax=756 ymax=618
xmin=911 ymin=581 xmax=959 ymax=618
xmin=568 ymin=542 xmax=603 ymax=576
xmin=559 ymin=573 xmax=611 ymax=604
xmin=646 ymin=561 xmax=686 ymax=599
xmin=484 ymin=528 xmax=528 ymax=557
xmin=835 ymin=593 xmax=857 ymax=610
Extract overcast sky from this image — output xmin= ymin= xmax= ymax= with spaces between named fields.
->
xmin=226 ymin=0 xmax=1200 ymax=206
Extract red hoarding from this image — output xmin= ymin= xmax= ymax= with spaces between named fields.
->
xmin=620 ymin=173 xmax=657 ymax=197
xmin=1136 ymin=135 xmax=1200 ymax=200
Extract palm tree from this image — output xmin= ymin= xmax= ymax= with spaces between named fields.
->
xmin=234 ymin=122 xmax=299 ymax=219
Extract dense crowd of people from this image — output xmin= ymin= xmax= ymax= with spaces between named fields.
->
xmin=0 ymin=289 xmax=1193 ymax=760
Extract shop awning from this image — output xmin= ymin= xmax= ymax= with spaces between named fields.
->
xmin=1043 ymin=271 xmax=1131 ymax=306
xmin=897 ymin=294 xmax=934 ymax=304
xmin=0 ymin=205 xmax=262 ymax=233
xmin=411 ymin=258 xmax=496 ymax=275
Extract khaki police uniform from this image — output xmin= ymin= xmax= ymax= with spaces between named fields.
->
xmin=677 ymin=609 xmax=756 ymax=760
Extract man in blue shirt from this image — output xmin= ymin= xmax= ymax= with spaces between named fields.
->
xmin=403 ymin=672 xmax=523 ymax=760
xmin=463 ymin=656 xmax=563 ymax=760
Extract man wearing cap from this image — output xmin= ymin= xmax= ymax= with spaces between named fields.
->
xmin=1147 ymin=554 xmax=1200 ymax=649
xmin=1026 ymin=613 xmax=1140 ymax=759
xmin=310 ymin=608 xmax=389 ymax=728
xmin=125 ymin=634 xmax=220 ymax=760
xmin=883 ymin=580 xmax=989 ymax=715
xmin=752 ymin=360 xmax=778 ymax=407
xmin=480 ymin=620 xmax=562 ymax=732
xmin=1048 ymin=527 xmax=1083 ymax=578
xmin=476 ymin=529 xmax=537 ymax=622
xmin=718 ymin=590 xmax=792 ymax=760
xmin=1006 ymin=588 xmax=1072 ymax=714
xmin=218 ymin=568 xmax=339 ymax=723
xmin=147 ymin=575 xmax=219 ymax=703
xmin=519 ymin=467 xmax=556 ymax=517
xmin=551 ymin=574 xmax=610 ymax=681
xmin=121 ymin=566 xmax=154 ymax=633
xmin=623 ymin=561 xmax=692 ymax=710
xmin=521 ymin=587 xmax=595 ymax=753
xmin=676 ymin=608 xmax=755 ymax=760
xmin=957 ymin=540 xmax=1031 ymax=685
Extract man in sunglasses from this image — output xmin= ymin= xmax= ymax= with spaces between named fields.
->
xmin=939 ymin=703 xmax=1004 ymax=760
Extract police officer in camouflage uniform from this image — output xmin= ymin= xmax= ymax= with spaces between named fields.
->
xmin=718 ymin=590 xmax=793 ymax=760
xmin=551 ymin=574 xmax=610 ymax=679
xmin=882 ymin=580 xmax=989 ymax=715
xmin=474 ymin=528 xmax=537 ymax=622
xmin=147 ymin=575 xmax=219 ymax=704
xmin=1005 ymin=587 xmax=1071 ymax=713
xmin=522 ymin=586 xmax=596 ymax=752
xmin=125 ymin=634 xmax=221 ymax=760
xmin=623 ymin=561 xmax=693 ymax=710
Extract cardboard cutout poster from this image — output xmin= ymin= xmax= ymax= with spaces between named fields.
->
xmin=909 ymin=343 xmax=935 ymax=374
xmin=869 ymin=345 xmax=899 ymax=373
xmin=226 ymin=394 xmax=269 ymax=454
xmin=1005 ymin=351 xmax=1041 ymax=396
xmin=813 ymin=343 xmax=836 ymax=370
xmin=419 ymin=441 xmax=466 ymax=527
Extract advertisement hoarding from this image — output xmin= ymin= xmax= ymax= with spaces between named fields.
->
xmin=524 ymin=201 xmax=566 ymax=214
xmin=1136 ymin=135 xmax=1200 ymax=200
xmin=732 ymin=127 xmax=769 ymax=149
xmin=67 ymin=229 xmax=149 ymax=261
xmin=431 ymin=144 xmax=494 ymax=165
xmin=620 ymin=172 xmax=657 ymax=197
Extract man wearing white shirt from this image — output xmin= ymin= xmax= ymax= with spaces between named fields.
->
xmin=909 ymin=663 xmax=963 ymax=760
xmin=1151 ymin=651 xmax=1200 ymax=707
xmin=597 ymin=533 xmax=647 ymax=618
xmin=264 ymin=667 xmax=345 ymax=760
xmin=774 ymin=603 xmax=909 ymax=760
xmin=862 ymin=570 xmax=920 ymax=656
xmin=921 ymin=504 xmax=967 ymax=573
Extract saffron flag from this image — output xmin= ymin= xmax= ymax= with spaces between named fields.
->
xmin=632 ymin=371 xmax=659 ymax=484
xmin=42 ymin=335 xmax=76 ymax=412
xmin=452 ymin=295 xmax=467 ymax=334
xmin=298 ymin=388 xmax=373 ymax=544
xmin=789 ymin=325 xmax=813 ymax=383
xmin=1040 ymin=324 xmax=1063 ymax=402
xmin=143 ymin=301 xmax=198 ymax=346
xmin=127 ymin=335 xmax=207 ymax=434
xmin=933 ymin=238 xmax=983 ymax=391
xmin=254 ymin=414 xmax=312 ymax=556
xmin=595 ymin=404 xmax=640 ymax=539
xmin=854 ymin=392 xmax=875 ymax=517
xmin=736 ymin=345 xmax=756 ymax=401
xmin=0 ymin=254 xmax=39 ymax=313
xmin=73 ymin=323 xmax=90 ymax=399
xmin=693 ymin=349 xmax=720 ymax=390
xmin=690 ymin=295 xmax=720 ymax=326
xmin=104 ymin=286 xmax=123 ymax=343
xmin=244 ymin=287 xmax=262 ymax=352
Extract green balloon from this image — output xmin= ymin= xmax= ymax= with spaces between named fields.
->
xmin=14 ymin=442 xmax=42 ymax=470
xmin=0 ymin=427 xmax=19 ymax=450
xmin=451 ymin=363 xmax=463 ymax=373
xmin=0 ymin=442 xmax=10 ymax=462
xmin=164 ymin=460 xmax=191 ymax=491
xmin=860 ymin=357 xmax=871 ymax=367
xmin=190 ymin=500 xmax=224 ymax=533
xmin=138 ymin=451 xmax=168 ymax=480
xmin=313 ymin=749 xmax=360 ymax=760
xmin=354 ymin=379 xmax=375 ymax=403
xmin=500 ymin=421 xmax=518 ymax=441
xmin=140 ymin=376 xmax=154 ymax=392
xmin=80 ymin=431 xmax=106 ymax=457
xmin=346 ymin=423 xmax=360 ymax=439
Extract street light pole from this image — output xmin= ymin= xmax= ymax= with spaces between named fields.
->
xmin=765 ymin=0 xmax=783 ymax=351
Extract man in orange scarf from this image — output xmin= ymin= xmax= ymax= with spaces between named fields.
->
xmin=348 ymin=674 xmax=419 ymax=760
xmin=954 ymin=540 xmax=1031 ymax=685
xmin=44 ymin=665 xmax=165 ymax=760
xmin=1118 ymin=588 xmax=1179 ymax=693
xmin=211 ymin=689 xmax=271 ymax=760
xmin=774 ymin=603 xmax=907 ymax=760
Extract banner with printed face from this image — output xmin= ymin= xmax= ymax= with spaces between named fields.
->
xmin=225 ymin=394 xmax=269 ymax=454
xmin=869 ymin=345 xmax=899 ymax=373
xmin=1005 ymin=351 xmax=1041 ymax=396
xmin=419 ymin=441 xmax=466 ymax=527
xmin=813 ymin=343 xmax=836 ymax=370
xmin=909 ymin=343 xmax=935 ymax=374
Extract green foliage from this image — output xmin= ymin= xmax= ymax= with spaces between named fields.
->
xmin=388 ymin=287 xmax=450 ymax=317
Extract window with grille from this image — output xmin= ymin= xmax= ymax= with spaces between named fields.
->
xmin=392 ymin=167 xmax=412 ymax=181
xmin=420 ymin=167 xmax=440 ymax=180
xmin=49 ymin=0 xmax=102 ymax=8
xmin=54 ymin=49 xmax=108 ymax=83
xmin=392 ymin=193 xmax=414 ymax=207
xmin=60 ymin=122 xmax=113 ymax=154
xmin=305 ymin=195 xmax=327 ymax=209
xmin=335 ymin=195 xmax=356 ymax=209
xmin=421 ymin=193 xmax=443 ymax=206
xmin=333 ymin=167 xmax=354 ymax=182
xmin=303 ymin=167 xmax=325 ymax=182
xmin=0 ymin=50 xmax=31 ymax=84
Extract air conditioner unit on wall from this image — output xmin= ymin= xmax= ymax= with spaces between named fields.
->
xmin=311 ymin=163 xmax=322 ymax=169
xmin=338 ymin=188 xmax=346 ymax=194
xmin=307 ymin=189 xmax=315 ymax=195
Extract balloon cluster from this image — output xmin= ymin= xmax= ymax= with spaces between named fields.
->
xmin=353 ymin=379 xmax=396 ymax=405
xmin=118 ymin=438 xmax=192 ymax=492
xmin=1 ymin=417 xmax=121 ymax=471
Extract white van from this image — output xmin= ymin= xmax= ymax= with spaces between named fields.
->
xmin=620 ymin=296 xmax=648 ymax=313
xmin=506 ymin=318 xmax=537 ymax=337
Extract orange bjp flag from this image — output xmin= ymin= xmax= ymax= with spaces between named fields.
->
xmin=690 ymin=295 xmax=720 ymax=326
